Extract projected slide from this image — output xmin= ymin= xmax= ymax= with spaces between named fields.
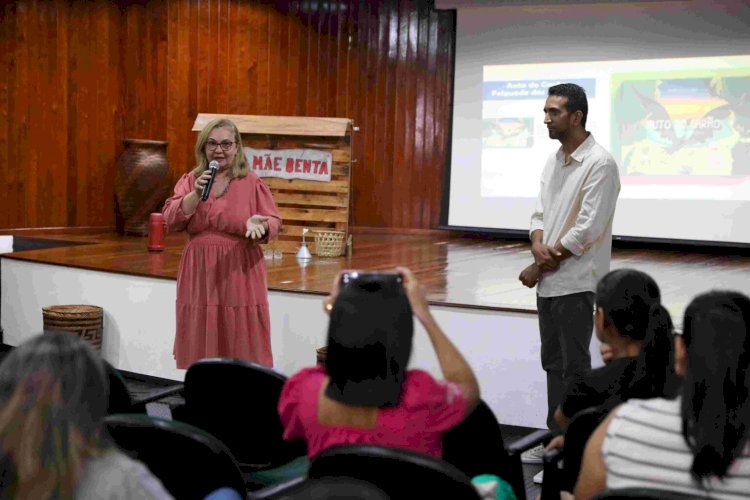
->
xmin=446 ymin=1 xmax=750 ymax=244
xmin=480 ymin=56 xmax=750 ymax=203
xmin=613 ymin=75 xmax=749 ymax=179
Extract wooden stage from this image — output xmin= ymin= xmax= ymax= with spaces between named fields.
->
xmin=3 ymin=229 xmax=750 ymax=428
xmin=3 ymin=229 xmax=750 ymax=324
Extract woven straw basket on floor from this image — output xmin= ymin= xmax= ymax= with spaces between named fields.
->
xmin=42 ymin=305 xmax=104 ymax=352
xmin=313 ymin=230 xmax=346 ymax=257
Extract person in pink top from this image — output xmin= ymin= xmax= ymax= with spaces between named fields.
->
xmin=162 ymin=118 xmax=282 ymax=369
xmin=278 ymin=267 xmax=481 ymax=460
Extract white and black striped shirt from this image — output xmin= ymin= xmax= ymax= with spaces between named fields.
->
xmin=602 ymin=397 xmax=750 ymax=499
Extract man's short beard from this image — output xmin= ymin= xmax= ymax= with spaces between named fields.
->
xmin=549 ymin=129 xmax=565 ymax=140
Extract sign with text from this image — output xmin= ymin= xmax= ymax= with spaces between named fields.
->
xmin=245 ymin=147 xmax=332 ymax=182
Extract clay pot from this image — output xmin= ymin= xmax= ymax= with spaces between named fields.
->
xmin=115 ymin=139 xmax=171 ymax=236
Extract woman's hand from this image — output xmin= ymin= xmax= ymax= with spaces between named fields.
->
xmin=396 ymin=267 xmax=430 ymax=323
xmin=194 ymin=169 xmax=214 ymax=197
xmin=245 ymin=214 xmax=269 ymax=239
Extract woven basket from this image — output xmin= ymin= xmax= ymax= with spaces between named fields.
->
xmin=42 ymin=305 xmax=103 ymax=352
xmin=313 ymin=230 xmax=346 ymax=257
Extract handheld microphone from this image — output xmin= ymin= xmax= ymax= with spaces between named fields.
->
xmin=200 ymin=160 xmax=220 ymax=201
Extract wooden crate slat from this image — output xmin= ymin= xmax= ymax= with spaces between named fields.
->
xmin=193 ymin=113 xmax=351 ymax=137
xmin=279 ymin=207 xmax=349 ymax=223
xmin=278 ymin=225 xmax=349 ymax=238
xmin=242 ymin=137 xmax=343 ymax=147
xmin=331 ymin=163 xmax=349 ymax=175
xmin=262 ymin=178 xmax=350 ymax=194
xmin=273 ymin=192 xmax=348 ymax=208
xmin=333 ymin=150 xmax=351 ymax=162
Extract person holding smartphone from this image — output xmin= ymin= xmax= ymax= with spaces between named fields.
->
xmin=278 ymin=267 xmax=480 ymax=460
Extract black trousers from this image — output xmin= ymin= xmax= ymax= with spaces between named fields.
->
xmin=536 ymin=291 xmax=595 ymax=434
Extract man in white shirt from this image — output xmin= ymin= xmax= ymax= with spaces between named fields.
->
xmin=519 ymin=83 xmax=621 ymax=438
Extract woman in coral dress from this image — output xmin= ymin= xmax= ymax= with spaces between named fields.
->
xmin=163 ymin=118 xmax=282 ymax=369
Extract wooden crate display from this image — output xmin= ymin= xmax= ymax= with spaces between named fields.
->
xmin=192 ymin=114 xmax=353 ymax=255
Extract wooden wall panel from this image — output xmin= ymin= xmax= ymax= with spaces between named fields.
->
xmin=0 ymin=3 xmax=10 ymax=229
xmin=0 ymin=0 xmax=121 ymax=229
xmin=0 ymin=0 xmax=455 ymax=231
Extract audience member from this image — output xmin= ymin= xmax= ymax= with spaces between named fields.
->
xmin=542 ymin=269 xmax=679 ymax=491
xmin=553 ymin=268 xmax=679 ymax=432
xmin=575 ymin=290 xmax=750 ymax=498
xmin=278 ymin=267 xmax=480 ymax=460
xmin=0 ymin=331 xmax=173 ymax=499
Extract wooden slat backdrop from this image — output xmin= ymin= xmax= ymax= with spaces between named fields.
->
xmin=0 ymin=0 xmax=454 ymax=232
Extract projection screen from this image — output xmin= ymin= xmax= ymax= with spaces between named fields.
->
xmin=443 ymin=0 xmax=750 ymax=246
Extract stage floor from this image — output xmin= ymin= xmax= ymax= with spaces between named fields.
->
xmin=4 ymin=229 xmax=750 ymax=427
xmin=3 ymin=230 xmax=750 ymax=324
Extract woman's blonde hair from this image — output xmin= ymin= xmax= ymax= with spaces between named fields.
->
xmin=0 ymin=332 xmax=110 ymax=497
xmin=192 ymin=118 xmax=249 ymax=179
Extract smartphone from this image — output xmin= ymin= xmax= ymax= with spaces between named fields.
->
xmin=340 ymin=271 xmax=403 ymax=287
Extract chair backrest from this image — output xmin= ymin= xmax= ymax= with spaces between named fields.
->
xmin=561 ymin=405 xmax=611 ymax=492
xmin=308 ymin=444 xmax=482 ymax=500
xmin=174 ymin=357 xmax=305 ymax=470
xmin=443 ymin=399 xmax=525 ymax=500
xmin=103 ymin=360 xmax=138 ymax=414
xmin=249 ymin=477 xmax=389 ymax=500
xmin=593 ymin=487 xmax=709 ymax=499
xmin=104 ymin=414 xmax=247 ymax=500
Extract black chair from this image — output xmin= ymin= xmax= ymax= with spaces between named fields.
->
xmin=308 ymin=444 xmax=482 ymax=500
xmin=248 ymin=477 xmax=389 ymax=500
xmin=443 ymin=399 xmax=547 ymax=500
xmin=104 ymin=360 xmax=184 ymax=414
xmin=104 ymin=414 xmax=247 ymax=500
xmin=505 ymin=428 xmax=555 ymax=499
xmin=170 ymin=358 xmax=307 ymax=487
xmin=593 ymin=487 xmax=709 ymax=499
xmin=541 ymin=405 xmax=611 ymax=498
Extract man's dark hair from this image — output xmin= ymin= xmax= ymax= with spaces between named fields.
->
xmin=548 ymin=83 xmax=588 ymax=128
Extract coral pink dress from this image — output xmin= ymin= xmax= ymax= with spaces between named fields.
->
xmin=278 ymin=366 xmax=470 ymax=459
xmin=162 ymin=171 xmax=282 ymax=369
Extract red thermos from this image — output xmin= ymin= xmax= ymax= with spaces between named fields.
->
xmin=148 ymin=213 xmax=167 ymax=252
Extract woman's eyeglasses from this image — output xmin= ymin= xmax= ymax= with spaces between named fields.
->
xmin=206 ymin=140 xmax=235 ymax=151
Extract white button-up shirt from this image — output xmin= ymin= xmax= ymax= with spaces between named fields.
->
xmin=530 ymin=133 xmax=621 ymax=298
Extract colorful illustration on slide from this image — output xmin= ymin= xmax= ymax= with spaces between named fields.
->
xmin=482 ymin=118 xmax=534 ymax=148
xmin=612 ymin=74 xmax=750 ymax=182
